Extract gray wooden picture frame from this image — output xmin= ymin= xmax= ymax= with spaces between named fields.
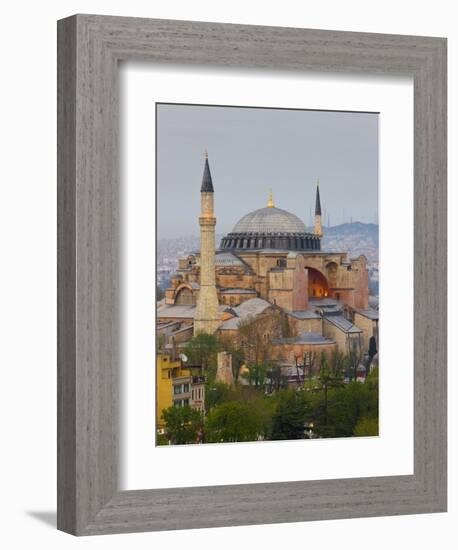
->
xmin=57 ymin=14 xmax=447 ymax=536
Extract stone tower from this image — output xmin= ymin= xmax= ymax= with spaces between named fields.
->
xmin=194 ymin=153 xmax=220 ymax=335
xmin=314 ymin=180 xmax=323 ymax=238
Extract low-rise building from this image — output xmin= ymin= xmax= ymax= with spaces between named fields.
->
xmin=156 ymin=353 xmax=206 ymax=430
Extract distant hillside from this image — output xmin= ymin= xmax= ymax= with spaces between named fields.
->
xmin=322 ymin=222 xmax=378 ymax=240
xmin=320 ymin=222 xmax=379 ymax=263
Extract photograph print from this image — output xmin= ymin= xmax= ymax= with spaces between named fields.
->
xmin=156 ymin=103 xmax=379 ymax=446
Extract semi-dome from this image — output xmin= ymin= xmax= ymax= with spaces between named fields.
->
xmin=232 ymin=206 xmax=307 ymax=234
xmin=219 ymin=192 xmax=321 ymax=252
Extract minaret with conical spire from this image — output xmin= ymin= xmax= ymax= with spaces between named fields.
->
xmin=194 ymin=152 xmax=220 ymax=335
xmin=314 ymin=180 xmax=323 ymax=238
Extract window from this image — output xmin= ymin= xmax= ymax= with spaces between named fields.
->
xmin=174 ymin=399 xmax=189 ymax=408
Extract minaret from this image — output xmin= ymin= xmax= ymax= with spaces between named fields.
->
xmin=194 ymin=152 xmax=220 ymax=335
xmin=314 ymin=180 xmax=323 ymax=238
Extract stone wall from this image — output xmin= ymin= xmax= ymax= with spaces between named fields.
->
xmin=354 ymin=312 xmax=377 ymax=352
xmin=172 ymin=249 xmax=370 ymax=314
xmin=216 ymin=351 xmax=234 ymax=386
xmin=287 ymin=316 xmax=322 ymax=335
xmin=292 ymin=255 xmax=308 ymax=310
xmin=322 ymin=319 xmax=350 ymax=354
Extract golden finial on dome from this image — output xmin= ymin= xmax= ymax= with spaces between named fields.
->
xmin=267 ymin=189 xmax=275 ymax=208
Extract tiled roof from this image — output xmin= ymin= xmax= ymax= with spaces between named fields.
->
xmin=157 ymin=304 xmax=228 ymax=319
xmin=219 ymin=317 xmax=241 ymax=331
xmin=174 ymin=324 xmax=194 ymax=334
xmin=157 ymin=305 xmax=196 ymax=319
xmin=355 ymin=308 xmax=379 ymax=320
xmin=218 ymin=298 xmax=272 ymax=331
xmin=232 ymin=297 xmax=272 ymax=319
xmin=215 ymin=252 xmax=245 ymax=266
xmin=286 ymin=309 xmax=322 ymax=320
xmin=324 ymin=314 xmax=362 ymax=333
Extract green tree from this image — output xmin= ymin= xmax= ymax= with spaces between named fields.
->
xmin=205 ymin=381 xmax=234 ymax=411
xmin=354 ymin=416 xmax=379 ymax=437
xmin=184 ymin=333 xmax=220 ymax=383
xmin=366 ymin=366 xmax=379 ymax=390
xmin=329 ymin=349 xmax=345 ymax=377
xmin=366 ymin=336 xmax=378 ymax=375
xmin=315 ymin=352 xmax=344 ymax=429
xmin=345 ymin=341 xmax=362 ymax=382
xmin=271 ymin=389 xmax=308 ymax=440
xmin=241 ymin=361 xmax=269 ymax=390
xmin=205 ymin=401 xmax=265 ymax=443
xmin=310 ymin=381 xmax=378 ymax=438
xmin=303 ymin=351 xmax=317 ymax=389
xmin=268 ymin=364 xmax=284 ymax=392
xmin=156 ymin=432 xmax=169 ymax=446
xmin=162 ymin=405 xmax=203 ymax=445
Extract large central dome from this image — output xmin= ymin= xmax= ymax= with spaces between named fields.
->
xmin=232 ymin=206 xmax=307 ymax=234
xmin=219 ymin=194 xmax=321 ymax=252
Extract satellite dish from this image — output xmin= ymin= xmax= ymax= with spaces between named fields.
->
xmin=179 ymin=353 xmax=188 ymax=363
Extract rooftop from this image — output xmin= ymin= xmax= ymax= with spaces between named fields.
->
xmin=219 ymin=297 xmax=272 ymax=331
xmin=286 ymin=309 xmax=322 ymax=320
xmin=232 ymin=206 xmax=307 ymax=234
xmin=214 ymin=252 xmax=246 ymax=266
xmin=232 ymin=297 xmax=272 ymax=320
xmin=156 ymin=320 xmax=182 ymax=331
xmin=354 ymin=308 xmax=379 ymax=321
xmin=323 ymin=314 xmax=362 ymax=333
xmin=157 ymin=304 xmax=228 ymax=319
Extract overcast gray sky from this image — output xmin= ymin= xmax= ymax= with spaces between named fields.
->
xmin=157 ymin=103 xmax=378 ymax=238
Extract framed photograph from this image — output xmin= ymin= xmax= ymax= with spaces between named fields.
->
xmin=57 ymin=14 xmax=447 ymax=535
xmin=154 ymin=103 xmax=380 ymax=447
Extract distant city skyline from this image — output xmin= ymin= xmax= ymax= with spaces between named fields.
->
xmin=157 ymin=103 xmax=378 ymax=238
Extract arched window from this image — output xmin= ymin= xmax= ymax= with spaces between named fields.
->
xmin=175 ymin=287 xmax=194 ymax=305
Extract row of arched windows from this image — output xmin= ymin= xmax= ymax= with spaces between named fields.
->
xmin=221 ymin=235 xmax=320 ymax=251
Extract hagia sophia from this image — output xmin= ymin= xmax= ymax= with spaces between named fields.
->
xmin=157 ymin=153 xmax=379 ymax=377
